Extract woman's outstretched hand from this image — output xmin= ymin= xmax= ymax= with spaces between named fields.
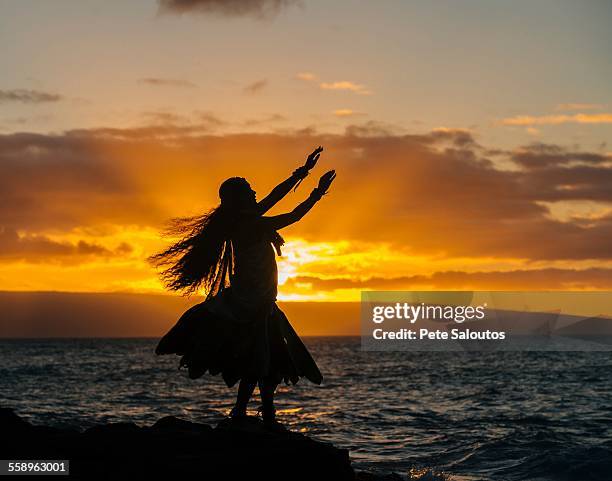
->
xmin=304 ymin=146 xmax=323 ymax=171
xmin=293 ymin=146 xmax=323 ymax=192
xmin=317 ymin=170 xmax=336 ymax=195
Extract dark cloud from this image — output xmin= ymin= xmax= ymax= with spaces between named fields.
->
xmin=512 ymin=143 xmax=610 ymax=169
xmin=158 ymin=0 xmax=299 ymax=18
xmin=509 ymin=144 xmax=612 ymax=204
xmin=0 ymin=89 xmax=62 ymax=104
xmin=243 ymin=79 xmax=268 ymax=95
xmin=285 ymin=268 xmax=612 ymax=291
xmin=0 ymin=131 xmax=155 ymax=231
xmin=138 ymin=78 xmax=197 ymax=88
xmin=344 ymin=120 xmax=404 ymax=137
xmin=1 ymin=125 xmax=610 ymax=261
xmin=0 ymin=227 xmax=132 ymax=264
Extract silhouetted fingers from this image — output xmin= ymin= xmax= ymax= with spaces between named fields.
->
xmin=309 ymin=146 xmax=323 ymax=158
xmin=317 ymin=170 xmax=335 ymax=192
xmin=306 ymin=146 xmax=324 ymax=169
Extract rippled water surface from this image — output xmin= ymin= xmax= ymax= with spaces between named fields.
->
xmin=1 ymin=337 xmax=611 ymax=480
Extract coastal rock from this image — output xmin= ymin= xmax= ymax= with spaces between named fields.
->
xmin=0 ymin=408 xmax=354 ymax=480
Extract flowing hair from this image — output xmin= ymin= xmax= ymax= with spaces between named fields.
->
xmin=147 ymin=205 xmax=234 ymax=299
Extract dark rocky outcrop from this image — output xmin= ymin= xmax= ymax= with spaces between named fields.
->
xmin=0 ymin=408 xmax=354 ymax=480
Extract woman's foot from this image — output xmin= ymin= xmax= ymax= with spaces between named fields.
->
xmin=259 ymin=405 xmax=287 ymax=432
xmin=228 ymin=405 xmax=248 ymax=420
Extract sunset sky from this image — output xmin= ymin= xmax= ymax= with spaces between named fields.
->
xmin=1 ymin=0 xmax=611 ymax=305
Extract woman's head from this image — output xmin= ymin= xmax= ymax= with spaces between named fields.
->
xmin=147 ymin=177 xmax=259 ymax=298
xmin=219 ymin=177 xmax=256 ymax=212
xmin=147 ymin=182 xmax=245 ymax=297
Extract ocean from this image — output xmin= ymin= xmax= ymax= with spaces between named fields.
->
xmin=1 ymin=337 xmax=611 ymax=481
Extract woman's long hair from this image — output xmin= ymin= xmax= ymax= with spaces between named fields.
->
xmin=147 ymin=205 xmax=234 ymax=299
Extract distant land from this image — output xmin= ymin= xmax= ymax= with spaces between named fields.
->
xmin=0 ymin=291 xmax=361 ymax=337
xmin=555 ymin=316 xmax=612 ymax=338
xmin=1 ymin=291 xmax=611 ymax=339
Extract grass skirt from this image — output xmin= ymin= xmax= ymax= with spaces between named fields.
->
xmin=155 ymin=288 xmax=323 ymax=388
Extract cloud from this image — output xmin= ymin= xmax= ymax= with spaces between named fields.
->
xmin=138 ymin=77 xmax=197 ymax=88
xmin=343 ymin=120 xmax=405 ymax=137
xmin=555 ymin=103 xmax=604 ymax=111
xmin=141 ymin=111 xmax=189 ymax=125
xmin=284 ymin=268 xmax=612 ymax=291
xmin=295 ymin=73 xmax=373 ymax=95
xmin=501 ymin=113 xmax=612 ymax=126
xmin=319 ymin=81 xmax=372 ymax=95
xmin=511 ymin=143 xmax=611 ymax=169
xmin=333 ymin=109 xmax=366 ymax=118
xmin=0 ymin=131 xmax=155 ymax=231
xmin=1 ymin=125 xmax=611 ymax=264
xmin=243 ymin=79 xmax=268 ymax=95
xmin=195 ymin=111 xmax=227 ymax=128
xmin=430 ymin=127 xmax=475 ymax=146
xmin=157 ymin=0 xmax=300 ymax=18
xmin=0 ymin=89 xmax=62 ymax=104
xmin=243 ymin=113 xmax=287 ymax=126
xmin=0 ymin=227 xmax=132 ymax=264
xmin=140 ymin=110 xmax=226 ymax=130
xmin=295 ymin=72 xmax=316 ymax=81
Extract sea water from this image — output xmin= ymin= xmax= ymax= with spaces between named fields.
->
xmin=1 ymin=337 xmax=611 ymax=480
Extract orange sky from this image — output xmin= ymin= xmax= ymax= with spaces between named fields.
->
xmin=1 ymin=127 xmax=611 ymax=303
xmin=1 ymin=1 xmax=611 ymax=321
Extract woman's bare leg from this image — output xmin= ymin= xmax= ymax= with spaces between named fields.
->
xmin=232 ymin=378 xmax=256 ymax=416
xmin=258 ymin=376 xmax=278 ymax=421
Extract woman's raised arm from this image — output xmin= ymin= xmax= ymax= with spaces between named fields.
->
xmin=255 ymin=146 xmax=323 ymax=215
xmin=262 ymin=170 xmax=336 ymax=230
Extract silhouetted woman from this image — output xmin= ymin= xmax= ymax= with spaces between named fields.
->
xmin=149 ymin=147 xmax=336 ymax=430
